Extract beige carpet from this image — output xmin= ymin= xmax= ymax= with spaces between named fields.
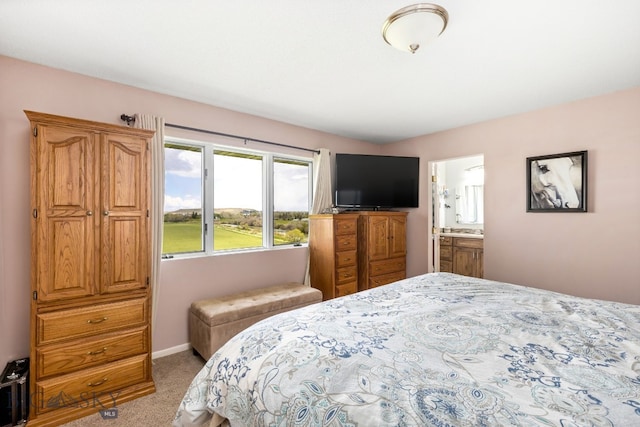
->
xmin=60 ymin=350 xmax=205 ymax=427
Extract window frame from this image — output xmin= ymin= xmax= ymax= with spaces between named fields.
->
xmin=163 ymin=136 xmax=313 ymax=259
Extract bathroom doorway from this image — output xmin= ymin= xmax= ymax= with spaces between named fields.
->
xmin=431 ymin=155 xmax=484 ymax=272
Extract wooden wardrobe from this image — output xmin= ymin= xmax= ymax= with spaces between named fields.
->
xmin=357 ymin=211 xmax=407 ymax=291
xmin=26 ymin=111 xmax=156 ymax=426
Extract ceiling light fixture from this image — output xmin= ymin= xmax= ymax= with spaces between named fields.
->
xmin=382 ymin=3 xmax=449 ymax=54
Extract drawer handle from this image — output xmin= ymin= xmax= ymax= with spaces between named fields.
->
xmin=87 ymin=317 xmax=108 ymax=324
xmin=87 ymin=347 xmax=108 ymax=356
xmin=87 ymin=378 xmax=108 ymax=387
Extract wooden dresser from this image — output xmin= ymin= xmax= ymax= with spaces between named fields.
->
xmin=26 ymin=111 xmax=155 ymax=426
xmin=309 ymin=214 xmax=360 ymax=300
xmin=357 ymin=211 xmax=407 ymax=291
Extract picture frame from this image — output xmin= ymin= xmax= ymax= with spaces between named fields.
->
xmin=526 ymin=150 xmax=587 ymax=212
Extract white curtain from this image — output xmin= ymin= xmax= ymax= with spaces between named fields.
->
xmin=135 ymin=114 xmax=165 ymax=330
xmin=456 ymin=185 xmax=484 ymax=224
xmin=304 ymin=148 xmax=332 ymax=285
xmin=473 ymin=185 xmax=484 ymax=224
xmin=310 ymin=148 xmax=333 ymax=215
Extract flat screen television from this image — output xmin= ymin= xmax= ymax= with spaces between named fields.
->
xmin=335 ymin=153 xmax=419 ymax=209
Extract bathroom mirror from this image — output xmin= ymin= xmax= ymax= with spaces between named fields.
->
xmin=434 ymin=155 xmax=484 ymax=229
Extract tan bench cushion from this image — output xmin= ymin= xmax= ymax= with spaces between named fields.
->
xmin=191 ymin=282 xmax=321 ymax=325
xmin=189 ymin=282 xmax=322 ymax=360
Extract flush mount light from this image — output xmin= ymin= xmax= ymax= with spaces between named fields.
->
xmin=382 ymin=3 xmax=449 ymax=54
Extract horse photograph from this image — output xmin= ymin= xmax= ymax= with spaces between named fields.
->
xmin=526 ymin=150 xmax=587 ymax=212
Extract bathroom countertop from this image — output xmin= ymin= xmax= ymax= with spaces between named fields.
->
xmin=439 ymin=232 xmax=483 ymax=239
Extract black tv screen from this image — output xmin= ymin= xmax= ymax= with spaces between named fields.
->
xmin=335 ymin=154 xmax=419 ymax=209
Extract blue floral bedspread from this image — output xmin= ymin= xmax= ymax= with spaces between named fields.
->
xmin=174 ymin=273 xmax=640 ymax=427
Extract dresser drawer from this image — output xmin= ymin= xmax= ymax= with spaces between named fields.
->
xmin=34 ymin=354 xmax=149 ymax=414
xmin=335 ymin=250 xmax=357 ymax=267
xmin=335 ymin=265 xmax=357 ymax=285
xmin=37 ymin=327 xmax=148 ymax=378
xmin=335 ymin=234 xmax=357 ymax=251
xmin=37 ymin=298 xmax=148 ymax=345
xmin=334 ymin=218 xmax=357 ymax=235
xmin=335 ymin=281 xmax=357 ymax=298
xmin=369 ymin=271 xmax=405 ymax=288
xmin=370 ymin=258 xmax=406 ymax=276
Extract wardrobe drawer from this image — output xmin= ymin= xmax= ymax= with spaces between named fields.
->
xmin=34 ymin=354 xmax=149 ymax=415
xmin=335 ymin=265 xmax=357 ymax=285
xmin=440 ymin=260 xmax=453 ymax=273
xmin=334 ymin=218 xmax=357 ymax=235
xmin=370 ymin=258 xmax=406 ymax=276
xmin=335 ymin=234 xmax=357 ymax=251
xmin=37 ymin=327 xmax=148 ymax=378
xmin=335 ymin=250 xmax=357 ymax=268
xmin=369 ymin=271 xmax=405 ymax=288
xmin=37 ymin=298 xmax=147 ymax=345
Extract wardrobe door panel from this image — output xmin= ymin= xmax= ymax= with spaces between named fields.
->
xmin=101 ymin=133 xmax=149 ymax=294
xmin=34 ymin=126 xmax=97 ymax=301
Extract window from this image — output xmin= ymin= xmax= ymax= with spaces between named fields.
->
xmin=273 ymin=158 xmax=311 ymax=246
xmin=163 ymin=138 xmax=312 ymax=257
xmin=163 ymin=143 xmax=204 ymax=255
xmin=213 ymin=150 xmax=263 ymax=251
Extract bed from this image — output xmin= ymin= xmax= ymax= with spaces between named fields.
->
xmin=174 ymin=273 xmax=640 ymax=426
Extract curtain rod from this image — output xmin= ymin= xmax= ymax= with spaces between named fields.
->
xmin=120 ymin=114 xmax=319 ymax=154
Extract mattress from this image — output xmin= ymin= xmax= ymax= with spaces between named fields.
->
xmin=174 ymin=273 xmax=640 ymax=426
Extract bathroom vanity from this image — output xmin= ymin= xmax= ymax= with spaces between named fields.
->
xmin=439 ymin=232 xmax=483 ymax=278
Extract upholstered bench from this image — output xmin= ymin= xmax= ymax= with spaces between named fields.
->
xmin=189 ymin=282 xmax=322 ymax=360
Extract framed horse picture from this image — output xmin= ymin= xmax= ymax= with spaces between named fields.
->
xmin=526 ymin=150 xmax=587 ymax=212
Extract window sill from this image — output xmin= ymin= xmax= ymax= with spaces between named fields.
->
xmin=161 ymin=243 xmax=308 ymax=261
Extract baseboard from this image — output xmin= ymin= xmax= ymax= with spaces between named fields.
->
xmin=152 ymin=343 xmax=191 ymax=359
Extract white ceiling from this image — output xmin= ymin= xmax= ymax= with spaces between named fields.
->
xmin=1 ymin=1 xmax=639 ymax=144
